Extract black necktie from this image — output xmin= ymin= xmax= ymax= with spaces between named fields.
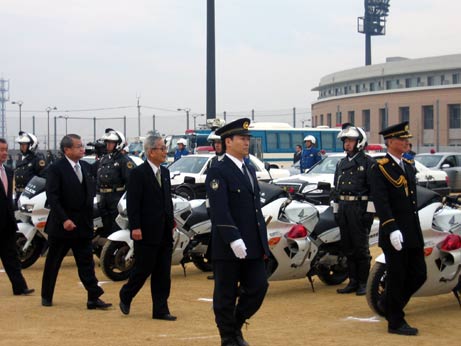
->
xmin=242 ymin=164 xmax=254 ymax=191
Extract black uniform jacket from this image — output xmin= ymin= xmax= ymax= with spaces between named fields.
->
xmin=205 ymin=155 xmax=270 ymax=260
xmin=45 ymin=158 xmax=96 ymax=239
xmin=126 ymin=162 xmax=174 ymax=245
xmin=370 ymin=154 xmax=424 ymax=249
xmin=14 ymin=152 xmax=47 ymax=189
xmin=0 ymin=166 xmax=18 ymax=235
xmin=333 ymin=151 xmax=374 ymax=199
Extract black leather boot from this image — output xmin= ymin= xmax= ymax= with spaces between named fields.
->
xmin=337 ymin=279 xmax=358 ymax=294
xmin=356 ymin=283 xmax=367 ymax=296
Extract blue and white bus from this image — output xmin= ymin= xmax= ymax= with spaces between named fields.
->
xmin=248 ymin=122 xmax=342 ymax=168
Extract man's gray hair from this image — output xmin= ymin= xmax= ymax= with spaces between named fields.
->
xmin=144 ymin=134 xmax=164 ymax=153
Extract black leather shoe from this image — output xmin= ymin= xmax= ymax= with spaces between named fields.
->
xmin=388 ymin=323 xmax=418 ymax=336
xmin=14 ymin=288 xmax=35 ymax=296
xmin=337 ymin=281 xmax=358 ymax=294
xmin=356 ymin=283 xmax=367 ymax=296
xmin=119 ymin=300 xmax=130 ymax=315
xmin=235 ymin=330 xmax=250 ymax=346
xmin=87 ymin=298 xmax=112 ymax=310
xmin=221 ymin=336 xmax=239 ymax=346
xmin=153 ymin=313 xmax=177 ymax=321
xmin=41 ymin=298 xmax=52 ymax=307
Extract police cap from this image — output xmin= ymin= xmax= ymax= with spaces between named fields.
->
xmin=379 ymin=121 xmax=413 ymax=139
xmin=215 ymin=118 xmax=251 ymax=139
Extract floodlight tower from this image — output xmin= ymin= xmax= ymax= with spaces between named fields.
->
xmin=358 ymin=0 xmax=390 ymax=65
xmin=0 ymin=79 xmax=9 ymax=138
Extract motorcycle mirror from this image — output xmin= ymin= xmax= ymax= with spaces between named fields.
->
xmin=317 ymin=181 xmax=331 ymax=191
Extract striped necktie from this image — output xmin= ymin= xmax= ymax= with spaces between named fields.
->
xmin=0 ymin=165 xmax=8 ymax=194
xmin=156 ymin=169 xmax=162 ymax=187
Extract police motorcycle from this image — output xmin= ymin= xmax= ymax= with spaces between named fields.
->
xmin=100 ymin=192 xmax=212 ymax=281
xmin=15 ymin=176 xmax=105 ymax=268
xmin=261 ymin=182 xmax=379 ymax=286
xmin=366 ymin=186 xmax=461 ymax=316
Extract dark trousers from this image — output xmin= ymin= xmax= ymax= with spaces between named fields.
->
xmin=41 ymin=236 xmax=103 ymax=301
xmin=337 ymin=201 xmax=372 ymax=284
xmin=383 ymin=247 xmax=427 ymax=329
xmin=0 ymin=233 xmax=28 ymax=294
xmin=119 ymin=241 xmax=173 ymax=317
xmin=98 ymin=192 xmax=124 ymax=237
xmin=213 ymin=258 xmax=268 ymax=337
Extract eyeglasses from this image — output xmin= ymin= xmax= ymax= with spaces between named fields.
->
xmin=152 ymin=146 xmax=168 ymax=151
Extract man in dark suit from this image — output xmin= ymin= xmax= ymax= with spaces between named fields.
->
xmin=370 ymin=121 xmax=427 ymax=336
xmin=0 ymin=138 xmax=34 ymax=296
xmin=41 ymin=134 xmax=111 ymax=310
xmin=206 ymin=118 xmax=270 ymax=346
xmin=119 ymin=134 xmax=176 ymax=321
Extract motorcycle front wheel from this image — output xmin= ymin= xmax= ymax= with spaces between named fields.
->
xmin=100 ymin=240 xmax=134 ymax=281
xmin=192 ymin=255 xmax=213 ymax=272
xmin=366 ymin=262 xmax=386 ymax=316
xmin=16 ymin=233 xmax=45 ymax=269
xmin=316 ymin=264 xmax=348 ymax=285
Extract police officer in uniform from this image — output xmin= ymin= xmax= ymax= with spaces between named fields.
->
xmin=97 ymin=129 xmax=134 ymax=238
xmin=173 ymin=138 xmax=189 ymax=161
xmin=332 ymin=123 xmax=375 ymax=296
xmin=370 ymin=121 xmax=426 ymax=336
xmin=207 ymin=131 xmax=224 ymax=169
xmin=206 ymin=118 xmax=270 ymax=346
xmin=14 ymin=131 xmax=47 ymax=202
xmin=299 ymin=135 xmax=321 ymax=172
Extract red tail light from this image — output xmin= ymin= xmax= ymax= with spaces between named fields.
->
xmin=424 ymin=247 xmax=433 ymax=257
xmin=286 ymin=224 xmax=308 ymax=239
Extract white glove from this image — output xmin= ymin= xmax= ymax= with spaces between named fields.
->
xmin=230 ymin=239 xmax=247 ymax=259
xmin=390 ymin=230 xmax=403 ymax=251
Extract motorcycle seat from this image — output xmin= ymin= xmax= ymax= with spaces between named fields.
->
xmin=183 ymin=202 xmax=208 ymax=231
xmin=310 ymin=206 xmax=337 ymax=239
xmin=417 ymin=185 xmax=442 ymax=210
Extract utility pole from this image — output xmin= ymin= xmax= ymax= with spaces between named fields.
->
xmin=137 ymin=96 xmax=141 ymax=136
xmin=206 ymin=0 xmax=216 ymax=120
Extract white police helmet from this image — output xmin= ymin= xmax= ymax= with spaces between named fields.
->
xmin=207 ymin=131 xmax=221 ymax=143
xmin=101 ymin=128 xmax=126 ymax=151
xmin=337 ymin=123 xmax=368 ymax=151
xmin=16 ymin=131 xmax=39 ymax=152
xmin=177 ymin=138 xmax=187 ymax=146
xmin=303 ymin=135 xmax=316 ymax=144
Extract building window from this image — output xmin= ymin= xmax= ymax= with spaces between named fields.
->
xmin=379 ymin=108 xmax=388 ymax=131
xmin=453 ymin=73 xmax=460 ymax=84
xmin=399 ymin=107 xmax=410 ymax=123
xmin=428 ymin=76 xmax=434 ymax=86
xmin=405 ymin=78 xmax=411 ymax=88
xmin=449 ymin=104 xmax=461 ymax=129
xmin=370 ymin=82 xmax=375 ymax=91
xmin=355 ymin=84 xmax=360 ymax=93
xmin=320 ymin=114 xmax=324 ymax=126
xmin=362 ymin=110 xmax=370 ymax=132
xmin=348 ymin=111 xmax=355 ymax=124
xmin=336 ymin=112 xmax=342 ymax=127
xmin=417 ymin=77 xmax=421 ymax=86
xmin=441 ymin=75 xmax=445 ymax=85
xmin=385 ymin=80 xmax=391 ymax=90
xmin=343 ymin=86 xmax=348 ymax=95
xmin=422 ymin=106 xmax=434 ymax=129
xmin=327 ymin=113 xmax=332 ymax=127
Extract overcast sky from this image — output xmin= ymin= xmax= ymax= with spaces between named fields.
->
xmin=1 ymin=0 xmax=460 ymax=148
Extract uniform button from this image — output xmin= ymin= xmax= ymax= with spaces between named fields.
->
xmin=257 ymin=222 xmax=260 ymax=226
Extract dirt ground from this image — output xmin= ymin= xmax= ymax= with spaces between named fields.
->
xmin=1 ymin=250 xmax=461 ymax=346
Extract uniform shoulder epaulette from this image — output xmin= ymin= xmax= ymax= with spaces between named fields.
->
xmin=376 ymin=157 xmax=389 ymax=165
xmin=402 ymin=158 xmax=414 ymax=164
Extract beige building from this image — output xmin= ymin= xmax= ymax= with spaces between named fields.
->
xmin=311 ymin=54 xmax=461 ymax=152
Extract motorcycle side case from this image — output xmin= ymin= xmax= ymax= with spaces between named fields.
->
xmin=432 ymin=206 xmax=461 ymax=234
xmin=283 ymin=201 xmax=319 ymax=232
xmin=172 ymin=229 xmax=190 ymax=265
